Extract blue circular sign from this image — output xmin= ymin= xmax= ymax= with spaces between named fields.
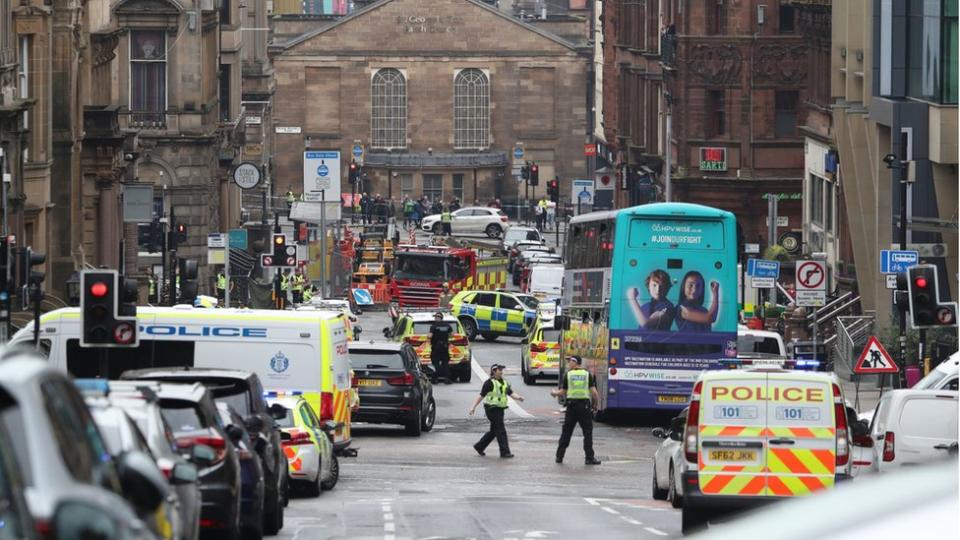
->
xmin=352 ymin=145 xmax=363 ymax=158
xmin=513 ymin=148 xmax=524 ymax=159
xmin=317 ymin=164 xmax=329 ymax=177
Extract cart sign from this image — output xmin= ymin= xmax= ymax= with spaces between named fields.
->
xmin=699 ymin=147 xmax=727 ymax=171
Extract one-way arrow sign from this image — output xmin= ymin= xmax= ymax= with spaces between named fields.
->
xmin=854 ymin=336 xmax=900 ymax=374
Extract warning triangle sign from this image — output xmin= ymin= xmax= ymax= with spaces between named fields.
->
xmin=854 ymin=336 xmax=900 ymax=374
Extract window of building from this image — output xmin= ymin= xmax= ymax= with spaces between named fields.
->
xmin=453 ymin=69 xmax=490 ymax=149
xmin=774 ymin=91 xmax=798 ymax=137
xmin=452 ymin=174 xmax=464 ymax=201
xmin=706 ymin=89 xmax=725 ymax=137
xmin=220 ymin=0 xmax=231 ymax=25
xmin=400 ymin=173 xmax=414 ymax=200
xmin=779 ymin=4 xmax=795 ymax=33
xmin=18 ymin=36 xmax=29 ymax=130
xmin=907 ymin=0 xmax=958 ymax=103
xmin=707 ymin=0 xmax=726 ymax=35
xmin=825 ymin=180 xmax=835 ymax=234
xmin=423 ymin=174 xmax=443 ymax=201
xmin=130 ymin=31 xmax=167 ymax=124
xmin=219 ymin=64 xmax=231 ymax=122
xmin=371 ymin=68 xmax=407 ymax=149
xmin=810 ymin=173 xmax=824 ymax=227
xmin=944 ymin=1 xmax=958 ymax=103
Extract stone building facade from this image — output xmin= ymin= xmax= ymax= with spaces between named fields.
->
xmin=270 ymin=0 xmax=590 ymax=210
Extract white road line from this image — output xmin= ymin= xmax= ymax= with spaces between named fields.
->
xmin=619 ymin=516 xmax=643 ymax=526
xmin=383 ymin=513 xmax=393 ymax=521
xmin=644 ymin=527 xmax=668 ymax=536
xmin=470 ymin=355 xmax=534 ymax=418
xmin=583 ymin=497 xmax=601 ymax=506
xmin=600 ymin=506 xmax=620 ymax=515
xmin=384 ymin=522 xmax=395 ymax=532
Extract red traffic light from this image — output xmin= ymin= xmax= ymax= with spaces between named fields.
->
xmin=914 ymin=276 xmax=929 ymax=289
xmin=531 ymin=165 xmax=539 ymax=173
xmin=350 ymin=162 xmax=357 ymax=171
xmin=90 ymin=282 xmax=108 ymax=297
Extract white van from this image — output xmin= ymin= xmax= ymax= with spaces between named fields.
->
xmin=737 ymin=325 xmax=787 ymax=358
xmin=914 ymin=351 xmax=960 ymax=391
xmin=862 ymin=389 xmax=958 ymax=473
xmin=10 ymin=306 xmax=355 ymax=448
xmin=528 ymin=264 xmax=564 ymax=300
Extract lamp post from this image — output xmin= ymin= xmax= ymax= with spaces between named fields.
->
xmin=883 ymin=152 xmax=912 ymax=385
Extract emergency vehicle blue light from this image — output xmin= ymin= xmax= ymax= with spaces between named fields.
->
xmin=795 ymin=360 xmax=821 ymax=369
xmin=263 ymin=391 xmax=303 ymax=397
xmin=74 ymin=379 xmax=110 ymax=395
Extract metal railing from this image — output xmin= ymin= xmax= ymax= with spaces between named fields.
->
xmin=834 ymin=312 xmax=877 ymax=380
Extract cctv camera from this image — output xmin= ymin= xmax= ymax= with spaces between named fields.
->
xmin=882 ymin=153 xmax=898 ymax=166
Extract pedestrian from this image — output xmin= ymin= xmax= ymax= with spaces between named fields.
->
xmin=450 ymin=198 xmax=461 ymax=212
xmin=216 ymin=270 xmax=227 ymax=302
xmin=291 ymin=269 xmax=305 ymax=304
xmin=403 ymin=196 xmax=415 ymax=228
xmin=441 ymin=205 xmax=452 ymax=236
xmin=285 ymin=189 xmax=295 ymax=211
xmin=550 ymin=355 xmax=602 ymax=465
xmin=361 ymin=193 xmax=372 ymax=224
xmin=469 ymin=364 xmax=524 ymax=458
xmin=534 ymin=202 xmax=544 ymax=231
xmin=546 ymin=198 xmax=557 ymax=229
xmin=431 ymin=198 xmax=443 ymax=216
xmin=427 ymin=311 xmax=454 ymax=384
xmin=437 ymin=283 xmax=453 ymax=309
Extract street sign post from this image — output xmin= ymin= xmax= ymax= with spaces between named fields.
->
xmin=303 ymin=151 xmax=341 ymax=203
xmin=572 ymin=179 xmax=594 ymax=215
xmin=880 ymin=249 xmax=919 ymax=274
xmin=207 ymin=233 xmax=226 ymax=249
xmin=854 ymin=336 xmax=900 ymax=374
xmin=747 ymin=259 xmax=780 ymax=289
xmin=228 ymin=229 xmax=248 ymax=250
xmin=795 ymin=259 xmax=827 ymax=307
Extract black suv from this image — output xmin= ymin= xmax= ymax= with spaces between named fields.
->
xmin=349 ymin=341 xmax=436 ymax=436
xmin=121 ymin=368 xmax=287 ymax=535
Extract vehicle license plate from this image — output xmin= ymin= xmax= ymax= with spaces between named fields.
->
xmin=657 ymin=395 xmax=688 ymax=404
xmin=357 ymin=379 xmax=382 ymax=387
xmin=709 ymin=449 xmax=757 ymax=462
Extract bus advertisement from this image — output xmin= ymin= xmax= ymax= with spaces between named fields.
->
xmin=563 ymin=203 xmax=738 ymax=412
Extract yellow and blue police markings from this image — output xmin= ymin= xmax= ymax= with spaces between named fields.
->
xmin=522 ymin=319 xmax=561 ymax=383
xmin=450 ymin=291 xmax=536 ymax=337
xmin=393 ymin=314 xmax=471 ymax=366
xmin=265 ymin=393 xmax=325 ymax=480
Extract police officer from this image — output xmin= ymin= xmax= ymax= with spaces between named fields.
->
xmin=291 ymin=269 xmax=304 ymax=304
xmin=147 ymin=273 xmax=158 ymax=304
xmin=551 ymin=355 xmax=602 ymax=465
xmin=441 ymin=205 xmax=452 ymax=236
xmin=216 ymin=271 xmax=227 ymax=302
xmin=427 ymin=312 xmax=453 ymax=384
xmin=469 ymin=364 xmax=524 ymax=458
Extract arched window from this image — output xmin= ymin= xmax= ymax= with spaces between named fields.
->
xmin=454 ymin=69 xmax=489 ymax=149
xmin=371 ymin=68 xmax=407 ymax=149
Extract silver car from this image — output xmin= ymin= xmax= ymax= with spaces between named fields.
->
xmin=651 ymin=408 xmax=687 ymax=509
xmin=0 ymin=351 xmax=166 ymax=539
xmin=421 ymin=206 xmax=509 ymax=238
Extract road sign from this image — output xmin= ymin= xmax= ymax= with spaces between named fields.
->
xmin=572 ymin=179 xmax=594 ymax=204
xmin=113 ymin=322 xmax=137 ymax=346
xmin=854 ymin=336 xmax=900 ymax=374
xmin=261 ymin=254 xmax=273 ymax=266
xmin=795 ymin=260 xmax=827 ymax=307
xmin=752 ymin=277 xmax=775 ymax=289
xmin=303 ymin=151 xmax=341 ymax=203
xmin=886 ymin=274 xmax=898 ymax=289
xmin=228 ymin=229 xmax=248 ymax=250
xmin=747 ymin=259 xmax=780 ymax=279
xmin=233 ymin=162 xmax=262 ymax=189
xmin=744 ymin=243 xmax=760 ymax=254
xmin=351 ymin=143 xmax=364 ymax=163
xmin=513 ymin=147 xmax=525 ymax=160
xmin=880 ymin=250 xmax=919 ymax=274
xmin=207 ymin=233 xmax=226 ymax=249
xmin=352 ymin=288 xmax=374 ymax=305
xmin=584 ymin=144 xmax=596 ymax=157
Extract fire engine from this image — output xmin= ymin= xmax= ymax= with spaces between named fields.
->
xmin=389 ymin=244 xmax=508 ymax=307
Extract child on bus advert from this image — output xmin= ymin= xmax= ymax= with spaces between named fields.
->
xmin=627 ymin=269 xmax=675 ymax=331
xmin=675 ymin=271 xmax=720 ymax=332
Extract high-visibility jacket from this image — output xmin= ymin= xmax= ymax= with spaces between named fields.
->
xmin=303 ymin=288 xmax=313 ymax=302
xmin=148 ymin=277 xmax=156 ymax=296
xmin=441 ymin=211 xmax=452 ymax=223
xmin=483 ymin=378 xmax=509 ymax=408
xmin=217 ymin=273 xmax=226 ymax=291
xmin=281 ymin=275 xmax=290 ymax=291
xmin=292 ymin=275 xmax=304 ymax=292
xmin=566 ymin=369 xmax=591 ymax=400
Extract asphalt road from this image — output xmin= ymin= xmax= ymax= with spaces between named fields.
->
xmin=279 ymin=310 xmax=683 ymax=539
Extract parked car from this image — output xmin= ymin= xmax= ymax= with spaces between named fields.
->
xmin=215 ymin=402 xmax=266 ymax=539
xmin=508 ymin=243 xmax=551 ymax=273
xmin=525 ymin=263 xmax=564 ymax=299
xmin=0 ymin=391 xmax=40 ymax=540
xmin=449 ymin=290 xmax=538 ymax=341
xmin=112 ymin=380 xmax=244 ymax=538
xmin=501 ymin=226 xmax=544 ymax=252
xmin=120 ymin=368 xmax=286 ymax=535
xmin=651 ymin=409 xmax=687 ymax=509
xmin=266 ymin=395 xmax=339 ymax=496
xmin=85 ymin=398 xmax=184 ymax=540
xmin=349 ymin=341 xmax=436 ymax=436
xmin=421 ymin=206 xmax=509 ymax=238
xmin=859 ymin=389 xmax=958 ymax=474
xmin=385 ymin=310 xmax=473 ymax=382
xmin=97 ymin=385 xmax=203 ymax=540
xmin=860 ymin=351 xmax=960 ymax=425
xmin=0 ymin=352 xmax=166 ymax=539
xmin=737 ymin=325 xmax=788 ymax=359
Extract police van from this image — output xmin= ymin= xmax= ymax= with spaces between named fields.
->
xmin=680 ymin=368 xmax=851 ymax=534
xmin=10 ymin=306 xmax=355 ymax=449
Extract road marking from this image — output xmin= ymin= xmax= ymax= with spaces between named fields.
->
xmin=644 ymin=527 xmax=668 ymax=536
xmin=583 ymin=497 xmax=601 ymax=506
xmin=382 ymin=500 xmax=395 ymax=539
xmin=384 ymin=522 xmax=395 ymax=532
xmin=600 ymin=506 xmax=620 ymax=515
xmin=619 ymin=516 xmax=643 ymax=526
xmin=470 ymin=356 xmax=533 ymax=418
xmin=383 ymin=513 xmax=393 ymax=521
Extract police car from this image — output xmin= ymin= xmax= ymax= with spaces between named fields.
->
xmin=449 ymin=290 xmax=537 ymax=341
xmin=680 ymin=368 xmax=852 ymax=534
xmin=384 ymin=310 xmax=473 ymax=382
xmin=520 ymin=319 xmax=561 ymax=384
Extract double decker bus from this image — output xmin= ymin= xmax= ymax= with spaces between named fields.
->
xmin=562 ymin=203 xmax=738 ymax=413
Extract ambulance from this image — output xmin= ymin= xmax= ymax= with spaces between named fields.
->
xmin=680 ymin=368 xmax=851 ymax=534
xmin=10 ymin=306 xmax=355 ymax=450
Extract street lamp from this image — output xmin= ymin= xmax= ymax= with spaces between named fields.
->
xmin=883 ymin=152 xmax=913 ymax=382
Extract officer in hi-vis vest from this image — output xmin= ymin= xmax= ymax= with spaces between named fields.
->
xmin=551 ymin=355 xmax=602 ymax=465
xmin=469 ymin=364 xmax=524 ymax=458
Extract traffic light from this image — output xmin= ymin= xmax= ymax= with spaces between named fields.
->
xmin=178 ymin=259 xmax=199 ymax=304
xmin=349 ymin=161 xmax=359 ymax=185
xmin=907 ymin=264 xmax=958 ymax=329
xmin=521 ymin=163 xmax=530 ymax=181
xmin=547 ymin=178 xmax=559 ymax=202
xmin=81 ymin=270 xmax=138 ymax=348
xmin=529 ymin=163 xmax=539 ymax=186
xmin=0 ymin=236 xmax=12 ymax=295
xmin=175 ymin=223 xmax=188 ymax=244
xmin=119 ymin=276 xmax=138 ymax=317
xmin=18 ymin=247 xmax=45 ymax=310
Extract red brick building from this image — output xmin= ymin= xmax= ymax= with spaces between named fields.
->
xmin=605 ymin=0 xmax=808 ymax=247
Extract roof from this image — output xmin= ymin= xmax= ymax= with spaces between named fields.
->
xmin=120 ymin=367 xmax=256 ymax=384
xmin=279 ymin=0 xmax=579 ymax=52
xmin=348 ymin=341 xmax=405 ymax=352
xmin=0 ymin=353 xmax=61 ymax=387
xmin=406 ymin=312 xmax=457 ymax=322
xmin=108 ymin=380 xmax=210 ymax=403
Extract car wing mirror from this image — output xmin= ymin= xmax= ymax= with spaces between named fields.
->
xmin=269 ymin=403 xmax=287 ymax=420
xmin=171 ymin=462 xmax=198 ymax=485
xmin=117 ymin=450 xmax=168 ymax=513
xmin=190 ymin=443 xmax=216 ymax=467
xmin=321 ymin=420 xmax=341 ymax=433
xmin=651 ymin=427 xmax=667 ymax=439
